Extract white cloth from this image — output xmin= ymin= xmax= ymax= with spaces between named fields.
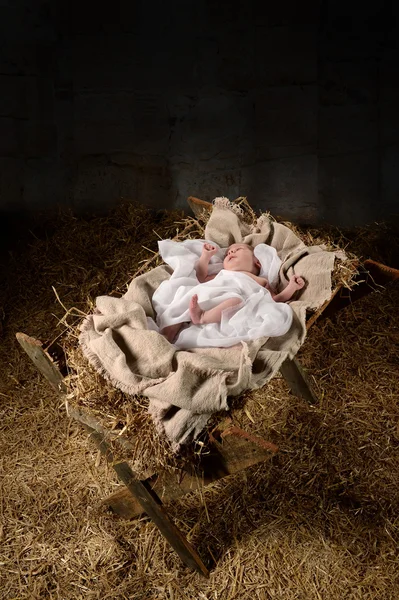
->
xmin=254 ymin=243 xmax=281 ymax=289
xmin=150 ymin=239 xmax=293 ymax=349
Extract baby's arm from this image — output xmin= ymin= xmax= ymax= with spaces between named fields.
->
xmin=272 ymin=275 xmax=305 ymax=302
xmin=195 ymin=243 xmax=218 ymax=283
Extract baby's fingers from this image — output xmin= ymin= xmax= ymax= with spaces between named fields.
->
xmin=295 ymin=276 xmax=305 ymax=288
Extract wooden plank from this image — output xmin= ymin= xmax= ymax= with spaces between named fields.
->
xmin=103 ymin=487 xmax=143 ymax=520
xmin=280 ymin=357 xmax=318 ymax=404
xmin=85 ymin=426 xmax=210 ymax=577
xmin=305 ymin=286 xmax=342 ymax=330
xmin=103 ymin=426 xmax=278 ymax=520
xmin=15 ymin=332 xmax=67 ymax=393
xmin=364 ymin=259 xmax=399 ymax=284
xmin=187 ymin=196 xmax=213 ymax=218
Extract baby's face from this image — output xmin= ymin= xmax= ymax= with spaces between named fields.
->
xmin=223 ymin=243 xmax=260 ymax=274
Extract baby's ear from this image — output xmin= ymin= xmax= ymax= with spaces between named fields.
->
xmin=254 ymin=258 xmax=261 ymax=268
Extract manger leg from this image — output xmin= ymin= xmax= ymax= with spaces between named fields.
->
xmin=85 ymin=425 xmax=210 ymax=577
xmin=16 ymin=332 xmax=67 ymax=393
xmin=280 ymin=357 xmax=318 ymax=404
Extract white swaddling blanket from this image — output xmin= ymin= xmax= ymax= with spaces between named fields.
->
xmin=149 ymin=239 xmax=293 ymax=349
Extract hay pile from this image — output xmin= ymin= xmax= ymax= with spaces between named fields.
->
xmin=1 ymin=198 xmax=398 ymax=599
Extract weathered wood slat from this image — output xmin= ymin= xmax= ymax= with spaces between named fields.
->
xmin=279 ymin=357 xmax=318 ymax=404
xmin=187 ymin=196 xmax=213 ymax=218
xmin=103 ymin=426 xmax=277 ymax=520
xmin=16 ymin=332 xmax=67 ymax=393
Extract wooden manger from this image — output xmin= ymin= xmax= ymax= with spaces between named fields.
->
xmin=15 ymin=197 xmax=399 ymax=576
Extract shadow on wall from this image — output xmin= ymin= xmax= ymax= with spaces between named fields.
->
xmin=70 ymin=155 xmax=175 ymax=215
xmin=1 ymin=1 xmax=399 ymax=228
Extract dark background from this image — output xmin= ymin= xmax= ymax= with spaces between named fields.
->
xmin=1 ymin=0 xmax=398 ymax=245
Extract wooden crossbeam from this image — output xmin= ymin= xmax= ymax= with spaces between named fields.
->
xmin=187 ymin=196 xmax=213 ymax=218
xmin=102 ymin=426 xmax=277 ymax=520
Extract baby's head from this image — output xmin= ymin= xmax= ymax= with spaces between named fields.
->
xmin=223 ymin=243 xmax=261 ymax=275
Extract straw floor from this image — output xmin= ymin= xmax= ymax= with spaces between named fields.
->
xmin=1 ymin=200 xmax=398 ymax=599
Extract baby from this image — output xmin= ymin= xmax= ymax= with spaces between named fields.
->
xmin=161 ymin=242 xmax=304 ymax=342
xmin=189 ymin=243 xmax=305 ymax=325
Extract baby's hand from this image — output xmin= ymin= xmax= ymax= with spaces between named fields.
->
xmin=202 ymin=243 xmax=218 ymax=258
xmin=290 ymin=275 xmax=305 ymax=290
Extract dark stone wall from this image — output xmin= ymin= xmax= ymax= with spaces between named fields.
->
xmin=0 ymin=0 xmax=398 ymax=227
